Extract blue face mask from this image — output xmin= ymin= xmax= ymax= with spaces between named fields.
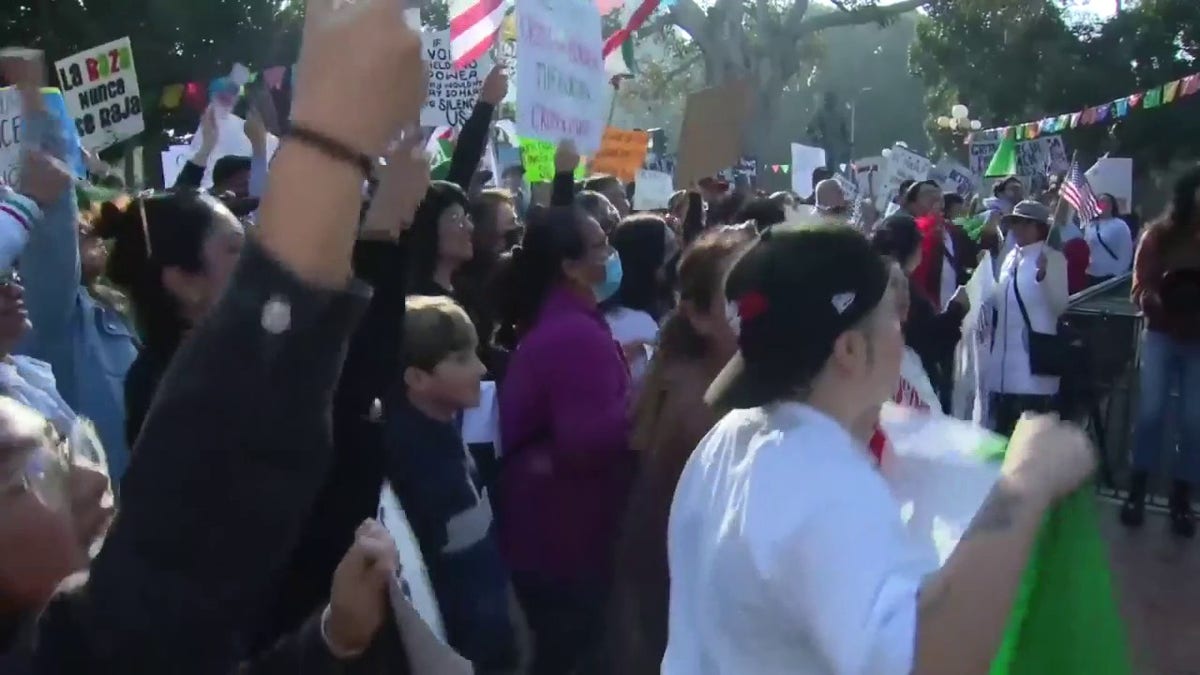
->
xmin=593 ymin=250 xmax=623 ymax=302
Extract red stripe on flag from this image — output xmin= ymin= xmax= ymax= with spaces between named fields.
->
xmin=449 ymin=0 xmax=504 ymax=36
xmin=603 ymin=0 xmax=661 ymax=57
xmin=454 ymin=39 xmax=493 ymax=70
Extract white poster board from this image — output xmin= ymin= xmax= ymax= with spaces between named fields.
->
xmin=1085 ymin=157 xmax=1133 ymax=212
xmin=877 ymin=145 xmax=932 ymax=211
xmin=186 ymin=113 xmax=279 ymax=188
xmin=633 ymin=169 xmax=673 ymax=211
xmin=930 ymin=157 xmax=978 ymax=199
xmin=0 ymin=88 xmax=24 ymax=186
xmin=421 ymin=31 xmax=492 ymax=129
xmin=378 ymin=482 xmax=448 ymax=642
xmin=54 ymin=37 xmax=144 ymax=152
xmin=789 ymin=143 xmax=827 ymax=198
xmin=160 ymin=144 xmax=191 ymax=188
xmin=968 ymin=136 xmax=1069 ymax=180
xmin=515 ymin=0 xmax=606 ymax=153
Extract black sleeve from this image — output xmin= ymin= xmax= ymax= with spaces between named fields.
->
xmin=445 ymin=101 xmax=495 ymax=191
xmin=238 ymin=610 xmax=410 ymax=675
xmin=551 ymin=171 xmax=576 ymax=207
xmin=35 ymin=238 xmax=371 ymax=674
xmin=174 ymin=160 xmax=205 ymax=189
xmin=682 ymin=192 xmax=704 ymax=245
xmin=254 ymin=240 xmax=408 ymax=649
xmin=904 ymin=287 xmax=966 ymax=363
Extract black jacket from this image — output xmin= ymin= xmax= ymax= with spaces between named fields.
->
xmin=904 ymin=280 xmax=967 ymax=409
xmin=19 ymin=239 xmax=408 ymax=673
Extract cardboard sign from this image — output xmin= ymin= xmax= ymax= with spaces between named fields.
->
xmin=515 ymin=0 xmax=606 ymax=153
xmin=674 ymin=80 xmax=754 ymax=188
xmin=519 ymin=138 xmax=584 ymax=183
xmin=54 ymin=37 xmax=144 ymax=152
xmin=968 ymin=136 xmax=1068 ymax=179
xmin=0 ymin=87 xmax=86 ymax=185
xmin=421 ymin=31 xmax=492 ymax=129
xmin=186 ymin=112 xmax=279 ymax=188
xmin=590 ymin=127 xmax=648 ymax=182
xmin=633 ymin=169 xmax=673 ymax=211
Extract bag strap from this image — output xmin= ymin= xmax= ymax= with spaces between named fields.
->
xmin=1093 ymin=222 xmax=1118 ymax=260
xmin=1010 ymin=256 xmax=1035 ymax=334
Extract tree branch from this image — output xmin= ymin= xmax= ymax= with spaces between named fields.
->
xmin=783 ymin=0 xmax=812 ymax=33
xmin=663 ymin=0 xmax=709 ymax=43
xmin=795 ymin=0 xmax=929 ymax=36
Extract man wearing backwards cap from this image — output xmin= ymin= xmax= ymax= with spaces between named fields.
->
xmin=662 ymin=223 xmax=1096 ymax=674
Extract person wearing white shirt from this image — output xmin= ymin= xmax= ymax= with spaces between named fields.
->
xmin=983 ymin=201 xmax=1070 ymax=436
xmin=663 ymin=224 xmax=1094 ymax=675
xmin=1083 ymin=193 xmax=1134 ymax=286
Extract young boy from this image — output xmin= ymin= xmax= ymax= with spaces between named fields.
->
xmin=385 ymin=295 xmax=519 ymax=671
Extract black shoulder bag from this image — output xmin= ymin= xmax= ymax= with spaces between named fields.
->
xmin=1092 ymin=223 xmax=1118 ymax=260
xmin=1010 ymin=257 xmax=1071 ymax=377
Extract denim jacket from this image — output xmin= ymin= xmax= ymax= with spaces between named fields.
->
xmin=15 ymin=102 xmax=138 ymax=482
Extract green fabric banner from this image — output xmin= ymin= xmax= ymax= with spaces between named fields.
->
xmin=990 ymin=488 xmax=1132 ymax=674
xmin=984 ymin=132 xmax=1018 ymax=178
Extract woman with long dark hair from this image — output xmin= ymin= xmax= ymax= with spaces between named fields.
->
xmin=603 ymin=214 xmax=679 ymax=383
xmin=1121 ymin=165 xmax=1200 ymax=537
xmin=607 ymin=226 xmax=756 ymax=674
xmin=493 ymin=205 xmax=633 ymax=674
xmin=1084 ymin=192 xmax=1133 ymax=286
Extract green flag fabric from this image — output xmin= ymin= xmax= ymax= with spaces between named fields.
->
xmin=991 ymin=488 xmax=1132 ymax=674
xmin=956 ymin=214 xmax=988 ymax=243
xmin=985 ymin=132 xmax=1018 ymax=178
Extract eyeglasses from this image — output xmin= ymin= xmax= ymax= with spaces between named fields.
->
xmin=0 ymin=422 xmax=72 ymax=511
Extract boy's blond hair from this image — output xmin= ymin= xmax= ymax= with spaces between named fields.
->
xmin=402 ymin=296 xmax=478 ymax=371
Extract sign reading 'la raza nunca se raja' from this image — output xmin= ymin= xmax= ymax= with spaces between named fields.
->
xmin=55 ymin=37 xmax=144 ymax=152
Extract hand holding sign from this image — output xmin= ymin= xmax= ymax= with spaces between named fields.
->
xmin=0 ymin=47 xmax=45 ymax=112
xmin=480 ymin=65 xmax=509 ymax=106
xmin=327 ymin=519 xmax=400 ymax=656
xmin=293 ymin=0 xmax=427 ymax=157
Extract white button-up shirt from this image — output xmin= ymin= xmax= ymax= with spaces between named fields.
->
xmin=664 ymin=403 xmax=932 ymax=674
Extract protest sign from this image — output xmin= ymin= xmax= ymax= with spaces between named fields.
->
xmin=519 ymin=138 xmax=584 ymax=183
xmin=1085 ymin=157 xmax=1133 ymax=212
xmin=0 ymin=87 xmax=87 ymax=185
xmin=790 ymin=143 xmax=827 ymax=198
xmin=930 ymin=157 xmax=978 ymax=199
xmin=877 ymin=145 xmax=931 ymax=211
xmin=675 ymin=80 xmax=753 ymax=188
xmin=160 ymin=144 xmax=191 ymax=188
xmin=378 ymin=482 xmax=447 ymax=642
xmin=187 ymin=112 xmax=279 ymax=188
xmin=421 ymin=31 xmax=492 ymax=129
xmin=515 ymin=0 xmax=606 ymax=153
xmin=54 ymin=37 xmax=144 ymax=152
xmin=590 ymin=127 xmax=648 ymax=182
xmin=633 ymin=169 xmax=673 ymax=211
xmin=968 ymin=136 xmax=1068 ymax=179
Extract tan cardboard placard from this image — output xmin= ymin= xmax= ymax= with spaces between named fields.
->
xmin=674 ymin=80 xmax=754 ymax=189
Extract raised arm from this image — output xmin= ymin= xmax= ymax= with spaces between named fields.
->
xmin=33 ymin=2 xmax=429 ymax=671
xmin=176 ymin=107 xmax=219 ymax=189
xmin=1 ymin=53 xmax=83 ymax=351
xmin=445 ymin=66 xmax=507 ymax=191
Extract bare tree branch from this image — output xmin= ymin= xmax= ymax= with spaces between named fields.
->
xmin=665 ymin=0 xmax=709 ymax=43
xmin=783 ymin=0 xmax=812 ymax=33
xmin=796 ymin=0 xmax=929 ymax=36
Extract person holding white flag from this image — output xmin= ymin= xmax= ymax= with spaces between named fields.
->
xmin=663 ymin=223 xmax=1095 ymax=675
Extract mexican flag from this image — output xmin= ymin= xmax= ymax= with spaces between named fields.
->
xmin=985 ymin=130 xmax=1018 ymax=177
xmin=876 ymin=403 xmax=1131 ymax=674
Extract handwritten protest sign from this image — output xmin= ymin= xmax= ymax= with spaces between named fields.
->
xmin=675 ymin=80 xmax=753 ymax=188
xmin=519 ymin=137 xmax=585 ymax=183
xmin=54 ymin=37 xmax=143 ymax=152
xmin=0 ymin=87 xmax=86 ymax=185
xmin=421 ymin=31 xmax=492 ymax=129
xmin=930 ymin=157 xmax=978 ymax=199
xmin=590 ymin=127 xmax=648 ymax=182
xmin=968 ymin=136 xmax=1068 ymax=179
xmin=515 ymin=0 xmax=606 ymax=153
xmin=877 ymin=145 xmax=931 ymax=211
xmin=633 ymin=169 xmax=673 ymax=211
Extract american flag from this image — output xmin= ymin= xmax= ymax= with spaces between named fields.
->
xmin=450 ymin=0 xmax=507 ymax=69
xmin=1061 ymin=159 xmax=1100 ymax=222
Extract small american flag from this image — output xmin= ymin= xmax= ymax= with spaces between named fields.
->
xmin=1061 ymin=159 xmax=1100 ymax=222
xmin=450 ymin=0 xmax=507 ymax=69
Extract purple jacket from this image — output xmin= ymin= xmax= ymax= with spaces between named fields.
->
xmin=498 ymin=286 xmax=634 ymax=583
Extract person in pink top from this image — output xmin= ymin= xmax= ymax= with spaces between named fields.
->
xmin=493 ymin=204 xmax=633 ymax=675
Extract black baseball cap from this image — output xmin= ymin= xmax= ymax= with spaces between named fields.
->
xmin=705 ymin=223 xmax=890 ymax=411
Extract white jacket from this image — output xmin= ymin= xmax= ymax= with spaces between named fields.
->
xmin=984 ymin=242 xmax=1069 ymax=396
